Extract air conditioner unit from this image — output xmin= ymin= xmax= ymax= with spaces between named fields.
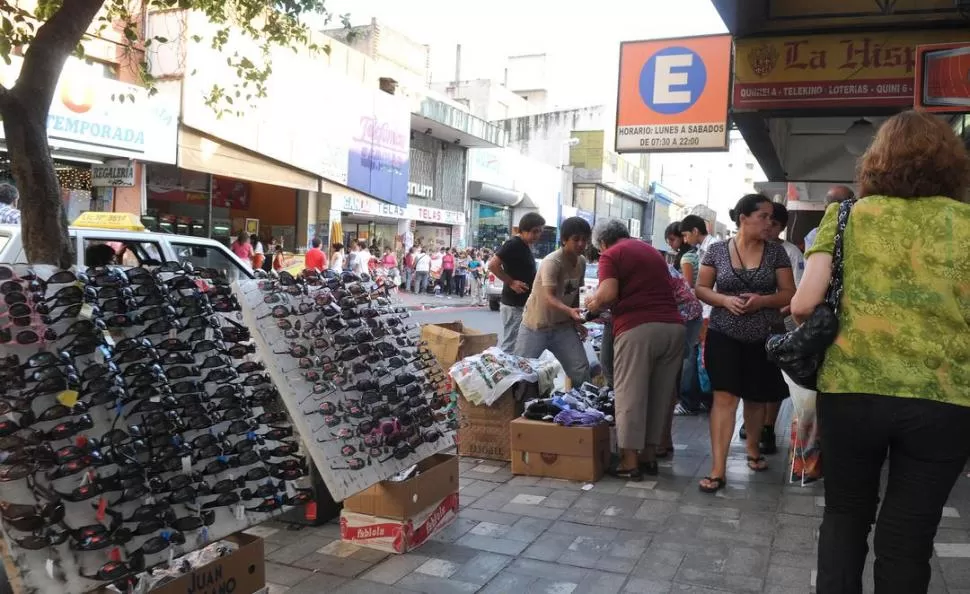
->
xmin=627 ymin=218 xmax=641 ymax=238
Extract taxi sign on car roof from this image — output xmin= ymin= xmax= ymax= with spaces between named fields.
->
xmin=72 ymin=212 xmax=145 ymax=231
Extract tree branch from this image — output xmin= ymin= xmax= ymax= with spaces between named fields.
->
xmin=10 ymin=0 xmax=106 ymax=111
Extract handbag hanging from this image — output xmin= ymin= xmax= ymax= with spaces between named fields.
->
xmin=765 ymin=200 xmax=854 ymax=390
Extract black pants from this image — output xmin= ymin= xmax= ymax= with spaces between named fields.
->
xmin=441 ymin=269 xmax=453 ymax=294
xmin=454 ymin=274 xmax=466 ymax=297
xmin=817 ymin=392 xmax=970 ymax=594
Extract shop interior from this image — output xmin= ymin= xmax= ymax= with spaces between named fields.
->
xmin=145 ymin=164 xmax=298 ymax=250
xmin=0 ymin=154 xmax=113 ymax=221
xmin=341 ymin=214 xmax=402 ymax=253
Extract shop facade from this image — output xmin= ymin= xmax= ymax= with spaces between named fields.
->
xmin=329 ymin=190 xmax=465 ymax=253
xmin=0 ymin=55 xmax=178 ymax=220
xmin=467 ymin=147 xmax=564 ymax=255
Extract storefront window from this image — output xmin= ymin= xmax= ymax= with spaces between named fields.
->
xmin=574 ymin=187 xmax=596 ymax=212
xmin=470 ymin=201 xmax=511 ymax=250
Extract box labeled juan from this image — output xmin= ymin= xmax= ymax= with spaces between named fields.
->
xmin=148 ymin=533 xmax=265 ymax=594
xmin=509 ymin=418 xmax=611 ymax=482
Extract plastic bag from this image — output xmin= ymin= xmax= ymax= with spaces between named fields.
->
xmin=783 ymin=371 xmax=822 ymax=485
xmin=697 ymin=344 xmax=712 ymax=394
xmin=449 ymin=347 xmax=563 ymax=406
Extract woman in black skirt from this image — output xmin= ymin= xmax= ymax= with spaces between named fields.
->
xmin=694 ymin=194 xmax=795 ymax=493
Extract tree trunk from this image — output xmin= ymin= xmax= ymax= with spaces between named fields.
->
xmin=2 ymin=98 xmax=73 ymax=267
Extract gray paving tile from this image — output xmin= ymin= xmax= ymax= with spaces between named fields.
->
xmin=573 ymin=570 xmax=629 ymax=594
xmin=548 ymin=521 xmax=620 ymax=540
xmin=291 ymin=552 xmax=375 ymax=577
xmin=265 ymin=562 xmax=314 ymax=586
xmin=479 ymin=571 xmax=537 ymax=594
xmin=459 ymin=507 xmax=525 ymax=525
xmin=333 ymin=580 xmax=420 ymax=593
xmin=266 ymin=535 xmax=333 ymax=564
xmin=359 ymin=554 xmax=429 ymax=584
xmin=285 ymin=572 xmax=350 ymax=593
xmin=461 ymin=479 xmax=500 ymax=497
xmin=622 ymin=577 xmax=673 ymax=593
xmin=506 ymin=516 xmax=554 ymax=542
xmin=779 ymin=495 xmax=821 ymax=517
xmin=523 ymin=532 xmax=578 ymax=562
xmin=412 ymin=540 xmax=483 ymax=564
xmin=396 ymin=572 xmax=481 ymax=593
xmin=500 ymin=501 xmax=567 ymax=519
xmin=631 ymin=547 xmax=684 ymax=580
xmin=456 ymin=533 xmax=531 ymax=555
xmin=765 ymin=563 xmax=814 ymax=588
xmin=769 ymin=550 xmax=818 ymax=570
xmin=528 ymin=578 xmax=585 ymax=593
xmin=431 ymin=517 xmax=479 ymax=543
xmin=451 ymin=551 xmax=514 ymax=585
xmin=674 ymin=566 xmax=764 ymax=592
xmin=772 ymin=525 xmax=817 ymax=554
xmin=507 ymin=557 xmax=592 ymax=583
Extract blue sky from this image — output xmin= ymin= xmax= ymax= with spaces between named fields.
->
xmin=321 ymin=0 xmax=727 ymax=108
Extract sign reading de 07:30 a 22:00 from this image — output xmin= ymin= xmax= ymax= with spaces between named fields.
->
xmin=616 ymin=35 xmax=732 ymax=153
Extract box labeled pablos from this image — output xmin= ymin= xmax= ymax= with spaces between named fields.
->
xmin=340 ymin=492 xmax=459 ymax=553
xmin=342 ymin=454 xmax=458 ymax=519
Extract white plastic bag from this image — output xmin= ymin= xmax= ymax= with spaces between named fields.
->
xmin=783 ymin=371 xmax=822 ymax=485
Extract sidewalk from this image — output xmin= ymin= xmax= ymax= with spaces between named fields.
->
xmin=396 ymin=289 xmax=487 ymax=311
xmin=256 ymin=414 xmax=970 ymax=593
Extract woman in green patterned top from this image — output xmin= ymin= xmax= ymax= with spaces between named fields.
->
xmin=791 ymin=110 xmax=970 ymax=594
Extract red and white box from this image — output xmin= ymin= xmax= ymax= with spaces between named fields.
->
xmin=340 ymin=492 xmax=459 ymax=553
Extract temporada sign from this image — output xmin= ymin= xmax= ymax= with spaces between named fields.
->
xmin=734 ymin=30 xmax=970 ymax=109
xmin=0 ymin=56 xmax=178 ymax=163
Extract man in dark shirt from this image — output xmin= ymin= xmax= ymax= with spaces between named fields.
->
xmin=487 ymin=212 xmax=545 ymax=352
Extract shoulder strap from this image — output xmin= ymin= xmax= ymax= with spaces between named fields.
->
xmin=824 ymin=199 xmax=855 ymax=312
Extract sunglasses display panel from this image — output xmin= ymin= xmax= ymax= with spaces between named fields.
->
xmin=0 ymin=263 xmax=311 ymax=594
xmin=236 ymin=268 xmax=457 ymax=502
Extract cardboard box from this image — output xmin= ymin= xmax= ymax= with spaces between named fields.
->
xmin=340 ymin=492 xmax=459 ymax=553
xmin=421 ymin=322 xmax=497 ymax=369
xmin=457 ymin=382 xmax=534 ymax=461
xmin=343 ymin=454 xmax=458 ymax=519
xmin=150 ymin=533 xmax=265 ymax=594
xmin=510 ymin=418 xmax=612 ymax=482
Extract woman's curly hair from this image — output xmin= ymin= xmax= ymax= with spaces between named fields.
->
xmin=857 ymin=110 xmax=970 ymax=200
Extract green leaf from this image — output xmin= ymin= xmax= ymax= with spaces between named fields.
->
xmin=124 ymin=27 xmax=137 ymax=42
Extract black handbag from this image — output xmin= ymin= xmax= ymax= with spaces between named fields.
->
xmin=765 ymin=200 xmax=854 ymax=390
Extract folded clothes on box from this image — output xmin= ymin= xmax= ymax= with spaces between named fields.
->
xmin=523 ymin=383 xmax=614 ymax=427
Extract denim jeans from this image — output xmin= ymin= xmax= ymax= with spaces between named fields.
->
xmin=402 ymin=268 xmax=413 ymax=292
xmin=817 ymin=392 xmax=970 ymax=594
xmin=678 ymin=317 xmax=704 ymax=409
xmin=514 ymin=324 xmax=590 ymax=388
xmin=499 ymin=304 xmax=524 ymax=353
xmin=412 ymin=271 xmax=429 ymax=294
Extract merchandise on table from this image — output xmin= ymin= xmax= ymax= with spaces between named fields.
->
xmin=0 ymin=263 xmax=309 ymax=594
xmin=236 ymin=268 xmax=457 ymax=502
xmin=448 ymin=347 xmax=562 ymax=407
xmin=523 ymin=383 xmax=615 ymax=427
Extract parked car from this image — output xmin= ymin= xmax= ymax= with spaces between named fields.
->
xmin=0 ymin=212 xmax=255 ymax=280
xmin=485 ymin=259 xmax=542 ymax=311
xmin=579 ymin=262 xmax=599 ymax=308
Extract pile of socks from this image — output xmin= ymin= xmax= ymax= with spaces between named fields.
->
xmin=522 ymin=383 xmax=614 ymax=426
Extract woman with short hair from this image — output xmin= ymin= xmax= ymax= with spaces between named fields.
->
xmin=586 ymin=219 xmax=685 ymax=480
xmin=793 ymin=110 xmax=970 ymax=593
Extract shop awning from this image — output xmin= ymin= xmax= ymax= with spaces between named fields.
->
xmin=178 ymin=127 xmax=318 ymax=192
xmin=468 ymin=181 xmax=528 ymax=208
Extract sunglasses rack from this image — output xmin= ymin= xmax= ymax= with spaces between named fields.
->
xmin=235 ymin=268 xmax=457 ymax=502
xmin=0 ymin=263 xmax=311 ymax=594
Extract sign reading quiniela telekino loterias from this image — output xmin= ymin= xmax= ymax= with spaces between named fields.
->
xmin=616 ymin=35 xmax=732 ymax=153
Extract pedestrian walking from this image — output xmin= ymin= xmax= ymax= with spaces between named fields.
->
xmin=793 ymin=110 xmax=970 ymax=594
xmin=488 ymin=213 xmax=545 ymax=352
xmin=695 ymin=194 xmax=795 ymax=493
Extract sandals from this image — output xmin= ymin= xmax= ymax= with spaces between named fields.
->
xmin=699 ymin=476 xmax=726 ymax=493
xmin=747 ymin=455 xmax=769 ymax=472
xmin=608 ymin=464 xmax=643 ymax=482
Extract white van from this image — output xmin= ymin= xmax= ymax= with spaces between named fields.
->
xmin=0 ymin=213 xmax=255 ymax=280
